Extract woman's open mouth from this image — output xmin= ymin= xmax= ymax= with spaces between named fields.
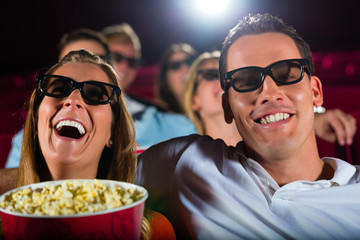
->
xmin=55 ymin=120 xmax=86 ymax=139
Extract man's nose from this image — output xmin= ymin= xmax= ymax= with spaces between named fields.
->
xmin=257 ymin=75 xmax=284 ymax=104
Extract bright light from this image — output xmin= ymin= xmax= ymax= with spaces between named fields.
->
xmin=196 ymin=0 xmax=229 ymax=15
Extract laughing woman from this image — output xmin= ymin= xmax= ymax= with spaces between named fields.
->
xmin=19 ymin=50 xmax=133 ymax=184
xmin=17 ymin=50 xmax=136 ymax=186
xmin=0 ymin=50 xmax=174 ymax=239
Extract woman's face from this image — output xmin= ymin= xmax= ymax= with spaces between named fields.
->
xmin=192 ymin=58 xmax=223 ymax=119
xmin=166 ymin=51 xmax=192 ymax=107
xmin=37 ymin=62 xmax=113 ymax=172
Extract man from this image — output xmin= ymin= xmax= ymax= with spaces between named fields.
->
xmin=102 ymin=23 xmax=153 ymax=117
xmin=135 ymin=13 xmax=360 ymax=239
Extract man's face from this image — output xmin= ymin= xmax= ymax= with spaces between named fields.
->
xmin=223 ymin=33 xmax=323 ymax=158
xmin=59 ymin=40 xmax=107 ymax=59
xmin=109 ymin=42 xmax=138 ymax=91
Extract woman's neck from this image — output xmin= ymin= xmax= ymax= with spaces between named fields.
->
xmin=47 ymin=161 xmax=98 ymax=181
xmin=203 ymin=114 xmax=242 ymax=146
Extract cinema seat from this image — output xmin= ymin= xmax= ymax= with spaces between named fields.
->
xmin=0 ymin=134 xmax=13 ymax=168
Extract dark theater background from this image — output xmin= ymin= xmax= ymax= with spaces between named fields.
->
xmin=1 ymin=0 xmax=360 ymax=167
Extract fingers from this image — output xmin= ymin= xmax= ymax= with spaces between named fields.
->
xmin=325 ymin=109 xmax=357 ymax=146
xmin=343 ymin=112 xmax=357 ymax=145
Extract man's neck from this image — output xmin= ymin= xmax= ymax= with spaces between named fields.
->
xmin=261 ymin=158 xmax=334 ymax=187
xmin=245 ymin=135 xmax=334 ymax=186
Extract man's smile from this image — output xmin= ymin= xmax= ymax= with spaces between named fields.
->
xmin=256 ymin=112 xmax=292 ymax=124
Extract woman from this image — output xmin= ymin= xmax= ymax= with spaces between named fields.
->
xmin=184 ymin=50 xmax=241 ymax=146
xmin=155 ymin=43 xmax=197 ymax=113
xmin=18 ymin=49 xmax=132 ymax=185
xmin=184 ymin=50 xmax=357 ymax=147
xmin=1 ymin=50 xmax=174 ymax=239
xmin=6 ymin=28 xmax=114 ymax=169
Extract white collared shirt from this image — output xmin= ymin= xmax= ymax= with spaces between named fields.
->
xmin=136 ymin=134 xmax=360 ymax=239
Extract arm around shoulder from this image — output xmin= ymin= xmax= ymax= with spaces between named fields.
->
xmin=136 ymin=134 xmax=201 ymax=184
xmin=135 ymin=134 xmax=201 ymax=213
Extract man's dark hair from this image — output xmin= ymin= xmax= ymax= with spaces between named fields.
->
xmin=219 ymin=13 xmax=314 ymax=90
xmin=58 ymin=28 xmax=112 ymax=63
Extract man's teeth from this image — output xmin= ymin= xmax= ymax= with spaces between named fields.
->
xmin=260 ymin=113 xmax=290 ymax=124
xmin=56 ymin=120 xmax=85 ymax=135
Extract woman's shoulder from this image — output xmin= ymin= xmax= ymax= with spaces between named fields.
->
xmin=0 ymin=168 xmax=18 ymax=195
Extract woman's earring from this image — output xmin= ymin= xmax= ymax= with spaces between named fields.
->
xmin=108 ymin=139 xmax=113 ymax=147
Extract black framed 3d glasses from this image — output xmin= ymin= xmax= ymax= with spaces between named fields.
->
xmin=193 ymin=69 xmax=220 ymax=93
xmin=223 ymin=58 xmax=309 ymax=93
xmin=37 ymin=74 xmax=121 ymax=105
xmin=167 ymin=57 xmax=194 ymax=70
xmin=113 ymin=52 xmax=140 ymax=68
xmin=197 ymin=69 xmax=220 ymax=81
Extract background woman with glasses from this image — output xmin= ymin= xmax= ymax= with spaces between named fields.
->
xmin=184 ymin=50 xmax=242 ymax=146
xmin=155 ymin=43 xmax=198 ymax=113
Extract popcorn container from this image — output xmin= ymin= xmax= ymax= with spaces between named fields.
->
xmin=0 ymin=180 xmax=148 ymax=240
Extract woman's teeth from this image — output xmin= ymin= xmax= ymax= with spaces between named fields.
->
xmin=259 ymin=113 xmax=290 ymax=124
xmin=56 ymin=120 xmax=85 ymax=135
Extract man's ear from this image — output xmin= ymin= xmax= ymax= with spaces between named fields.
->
xmin=311 ymin=76 xmax=323 ymax=107
xmin=222 ymin=93 xmax=234 ymax=124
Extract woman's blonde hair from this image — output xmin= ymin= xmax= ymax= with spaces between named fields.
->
xmin=184 ymin=50 xmax=220 ymax=135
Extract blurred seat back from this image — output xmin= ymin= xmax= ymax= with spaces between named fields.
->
xmin=0 ymin=133 xmax=13 ymax=168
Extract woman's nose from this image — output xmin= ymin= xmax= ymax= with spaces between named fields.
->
xmin=63 ymin=89 xmax=84 ymax=109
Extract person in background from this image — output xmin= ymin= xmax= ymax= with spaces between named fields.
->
xmin=184 ymin=50 xmax=357 ymax=147
xmin=155 ymin=43 xmax=198 ymax=113
xmin=102 ymin=23 xmax=155 ymax=118
xmin=102 ymin=24 xmax=197 ymax=147
xmin=135 ymin=13 xmax=360 ymax=239
xmin=0 ymin=50 xmax=175 ymax=239
xmin=58 ymin=28 xmax=113 ymax=63
xmin=184 ymin=50 xmax=241 ymax=146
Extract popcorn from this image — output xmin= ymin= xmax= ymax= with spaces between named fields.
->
xmin=0 ymin=180 xmax=144 ymax=216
